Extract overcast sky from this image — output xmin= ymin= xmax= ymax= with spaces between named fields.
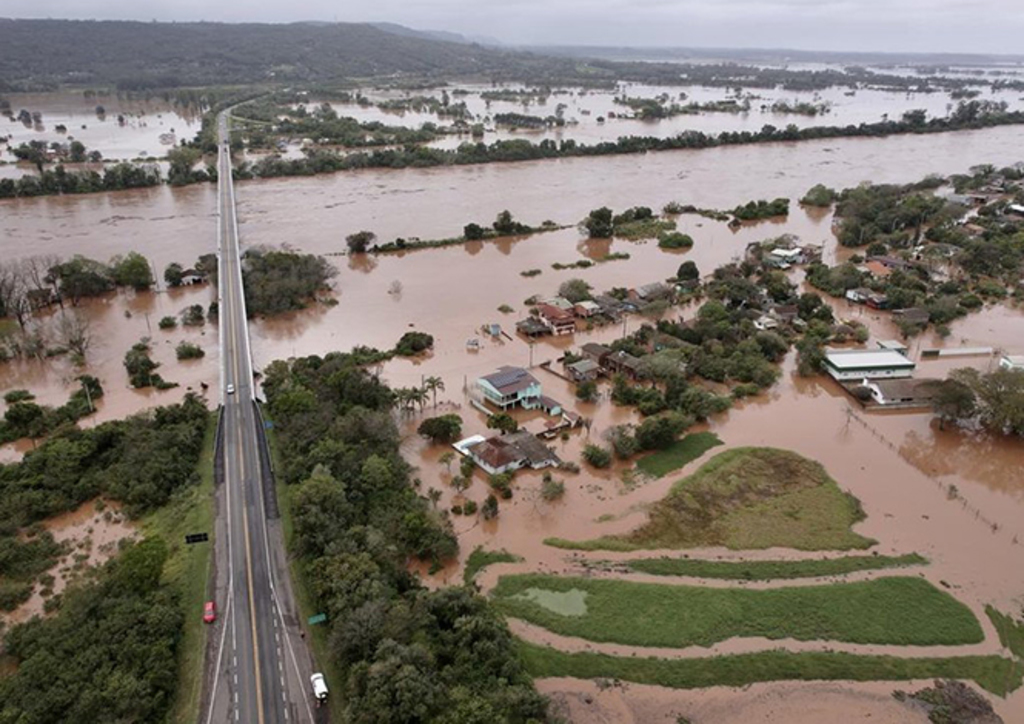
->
xmin=6 ymin=0 xmax=1024 ymax=55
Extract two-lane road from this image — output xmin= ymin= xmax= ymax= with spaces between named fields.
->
xmin=203 ymin=113 xmax=320 ymax=724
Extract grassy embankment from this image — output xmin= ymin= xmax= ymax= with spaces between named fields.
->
xmin=625 ymin=553 xmax=927 ymax=580
xmin=634 ymin=431 xmax=723 ymax=478
xmin=265 ymin=416 xmax=344 ymax=704
xmin=463 ymin=547 xmax=523 ymax=585
xmin=492 ymin=574 xmax=983 ymax=648
xmin=144 ymin=413 xmax=216 ymax=724
xmin=986 ymin=606 xmax=1024 ymax=659
xmin=518 ymin=643 xmax=1024 ymax=697
xmin=547 ymin=447 xmax=875 ymax=552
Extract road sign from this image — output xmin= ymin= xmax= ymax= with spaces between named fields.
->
xmin=308 ymin=613 xmax=327 ymax=626
xmin=185 ymin=533 xmax=209 ymax=544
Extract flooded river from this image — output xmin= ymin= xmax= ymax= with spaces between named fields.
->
xmin=2 ymin=121 xmax=1024 ymax=720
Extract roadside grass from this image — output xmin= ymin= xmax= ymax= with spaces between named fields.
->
xmin=625 ymin=553 xmax=928 ymax=580
xmin=463 ymin=547 xmax=523 ymax=585
xmin=986 ymin=606 xmax=1024 ymax=659
xmin=635 ymin=432 xmax=723 ymax=479
xmin=144 ymin=412 xmax=216 ymax=724
xmin=266 ymin=421 xmax=343 ymax=704
xmin=492 ymin=574 xmax=983 ymax=648
xmin=517 ymin=642 xmax=1024 ymax=697
xmin=547 ymin=447 xmax=875 ymax=551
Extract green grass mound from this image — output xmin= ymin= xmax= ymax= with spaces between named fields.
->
xmin=493 ymin=574 xmax=984 ymax=648
xmin=463 ymin=547 xmax=524 ymax=585
xmin=626 ymin=553 xmax=927 ymax=580
xmin=517 ymin=643 xmax=1024 ymax=697
xmin=986 ymin=606 xmax=1024 ymax=659
xmin=635 ymin=432 xmax=723 ymax=478
xmin=549 ymin=447 xmax=875 ymax=551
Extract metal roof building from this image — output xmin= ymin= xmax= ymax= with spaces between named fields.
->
xmin=823 ymin=348 xmax=916 ymax=381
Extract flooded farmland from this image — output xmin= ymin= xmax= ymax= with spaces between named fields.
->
xmin=2 ymin=105 xmax=1024 ymax=720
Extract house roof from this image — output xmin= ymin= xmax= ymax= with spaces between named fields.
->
xmin=608 ymin=350 xmax=643 ymax=370
xmin=504 ymin=430 xmax=559 ymax=466
xmin=1002 ymin=354 xmax=1024 ymax=367
xmin=479 ymin=366 xmax=539 ymax=395
xmin=637 ymin=282 xmax=671 ymax=299
xmin=896 ymin=307 xmax=930 ymax=324
xmin=581 ymin=342 xmax=611 ymax=358
xmin=864 ymin=261 xmax=892 ymax=278
xmin=575 ymin=300 xmax=600 ymax=311
xmin=824 ymin=349 xmax=915 ymax=370
xmin=537 ymin=303 xmax=575 ymax=322
xmin=877 ymin=339 xmax=908 ymax=352
xmin=516 ymin=317 xmax=548 ymax=335
xmin=871 ymin=378 xmax=939 ymax=401
xmin=568 ymin=359 xmax=600 ymax=374
xmin=467 ymin=437 xmax=522 ymax=469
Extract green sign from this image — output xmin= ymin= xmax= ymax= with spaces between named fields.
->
xmin=308 ymin=613 xmax=327 ymax=626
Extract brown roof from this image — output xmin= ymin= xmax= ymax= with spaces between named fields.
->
xmin=581 ymin=343 xmax=611 ymax=358
xmin=468 ymin=438 xmax=522 ymax=469
xmin=537 ymin=303 xmax=575 ymax=322
xmin=873 ymin=378 xmax=940 ymax=402
xmin=864 ymin=261 xmax=892 ymax=278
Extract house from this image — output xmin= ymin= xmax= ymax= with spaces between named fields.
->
xmin=604 ymin=350 xmax=644 ymax=379
xmin=765 ymin=247 xmax=803 ymax=268
xmin=767 ymin=304 xmax=800 ymax=323
xmin=1006 ymin=203 xmax=1024 ymax=217
xmin=877 ymin=339 xmax=910 ymax=355
xmin=573 ymin=300 xmax=601 ymax=318
xmin=999 ymin=355 xmax=1024 ymax=371
xmin=580 ymin=343 xmax=612 ymax=365
xmin=865 ymin=292 xmax=889 ymax=310
xmin=863 ymin=261 xmax=892 ymax=279
xmin=845 ymin=287 xmax=872 ymax=304
xmin=753 ymin=315 xmax=779 ymax=331
xmin=516 ymin=317 xmax=549 ymax=337
xmin=544 ymin=296 xmax=575 ymax=312
xmin=867 ymin=255 xmax=914 ymax=272
xmin=566 ymin=358 xmax=601 ymax=382
xmin=476 ymin=366 xmax=543 ymax=411
xmin=823 ymin=348 xmax=916 ymax=381
xmin=859 ymin=378 xmax=940 ymax=407
xmin=465 ymin=431 xmax=560 ymax=475
xmin=894 ymin=307 xmax=930 ymax=326
xmin=593 ymin=294 xmax=627 ymax=319
xmin=179 ymin=269 xmax=207 ymax=285
xmin=631 ymin=282 xmax=673 ymax=303
xmin=536 ymin=304 xmax=576 ymax=336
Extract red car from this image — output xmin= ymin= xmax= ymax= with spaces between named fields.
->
xmin=203 ymin=600 xmax=216 ymax=624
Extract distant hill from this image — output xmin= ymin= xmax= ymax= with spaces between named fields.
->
xmin=369 ymin=22 xmax=501 ymax=47
xmin=0 ymin=19 xmax=539 ymax=91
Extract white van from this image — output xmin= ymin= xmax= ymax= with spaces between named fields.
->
xmin=310 ymin=673 xmax=328 ymax=705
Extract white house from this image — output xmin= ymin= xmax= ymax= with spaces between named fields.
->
xmin=999 ymin=355 xmax=1024 ymax=372
xmin=823 ymin=348 xmax=916 ymax=381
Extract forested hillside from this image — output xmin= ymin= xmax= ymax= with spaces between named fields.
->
xmin=0 ymin=19 xmax=575 ymax=90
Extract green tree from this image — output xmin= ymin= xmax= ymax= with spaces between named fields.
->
xmin=558 ymin=278 xmax=593 ymax=303
xmin=163 ymin=262 xmax=184 ymax=287
xmin=346 ymin=230 xmax=376 ymax=254
xmin=423 ymin=375 xmax=445 ymax=408
xmin=925 ymin=378 xmax=977 ymax=430
xmin=486 ymin=412 xmax=518 ymax=434
xmin=584 ymin=207 xmax=614 ymax=238
xmin=576 ymin=380 xmax=598 ymax=402
xmin=110 ymin=252 xmax=154 ymax=290
xmin=677 ymin=260 xmax=700 ymax=281
xmin=582 ymin=444 xmax=612 ymax=468
xmin=417 ymin=415 xmax=463 ymax=444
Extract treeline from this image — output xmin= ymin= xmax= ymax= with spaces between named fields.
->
xmin=241 ymin=247 xmax=336 ymax=316
xmin=0 ymin=395 xmax=207 ymax=614
xmin=262 ymin=353 xmax=546 ymax=722
xmin=0 ymin=162 xmax=161 ymax=199
xmin=929 ymin=368 xmax=1024 ymax=437
xmin=0 ymin=377 xmax=103 ymax=444
xmin=237 ymin=101 xmax=1024 ymax=180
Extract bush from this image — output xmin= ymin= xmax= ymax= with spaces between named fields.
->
xmin=658 ymin=232 xmax=694 ymax=249
xmin=576 ymin=380 xmax=598 ymax=402
xmin=800 ymin=184 xmax=837 ymax=207
xmin=583 ymin=444 xmax=612 ymax=468
xmin=417 ymin=414 xmax=462 ymax=444
xmin=394 ymin=331 xmax=434 ymax=356
xmin=157 ymin=316 xmax=177 ymax=330
xmin=175 ymin=341 xmax=205 ymax=360
xmin=541 ymin=478 xmax=566 ymax=501
xmin=346 ymin=230 xmax=376 ymax=253
xmin=463 ymin=499 xmax=478 ymax=515
xmin=180 ymin=304 xmax=205 ymax=326
xmin=482 ymin=494 xmax=499 ymax=519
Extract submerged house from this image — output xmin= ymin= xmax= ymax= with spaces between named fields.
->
xmin=823 ymin=348 xmax=916 ymax=381
xmin=464 ymin=430 xmax=561 ymax=475
xmin=476 ymin=367 xmax=542 ymax=411
xmin=536 ymin=304 xmax=576 ymax=336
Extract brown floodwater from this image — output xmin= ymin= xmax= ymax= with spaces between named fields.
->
xmin=3 ymin=122 xmax=1024 ymax=718
xmin=0 ymin=91 xmax=202 ymax=176
xmin=3 ymin=498 xmax=136 ymax=625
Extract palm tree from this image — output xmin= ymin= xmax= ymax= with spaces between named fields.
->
xmin=423 ymin=375 xmax=445 ymax=408
xmin=409 ymin=387 xmax=428 ymax=413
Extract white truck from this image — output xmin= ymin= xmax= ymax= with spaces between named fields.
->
xmin=310 ymin=673 xmax=328 ymax=706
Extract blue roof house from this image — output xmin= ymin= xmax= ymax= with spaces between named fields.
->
xmin=476 ymin=366 xmax=543 ymax=411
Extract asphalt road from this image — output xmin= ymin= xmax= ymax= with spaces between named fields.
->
xmin=202 ymin=113 xmax=321 ymax=724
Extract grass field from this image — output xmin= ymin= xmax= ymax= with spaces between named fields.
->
xmin=635 ymin=432 xmax=723 ymax=478
xmin=463 ymin=547 xmax=523 ymax=585
xmin=145 ymin=413 xmax=216 ymax=724
xmin=517 ymin=642 xmax=1024 ymax=697
xmin=625 ymin=553 xmax=927 ymax=580
xmin=492 ymin=574 xmax=983 ymax=648
xmin=547 ymin=447 xmax=875 ymax=551
xmin=986 ymin=606 xmax=1024 ymax=659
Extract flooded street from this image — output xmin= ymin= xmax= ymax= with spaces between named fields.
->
xmin=2 ymin=114 xmax=1024 ymax=720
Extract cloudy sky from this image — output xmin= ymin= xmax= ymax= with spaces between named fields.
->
xmin=6 ymin=0 xmax=1024 ymax=55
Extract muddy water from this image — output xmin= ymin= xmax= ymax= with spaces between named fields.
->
xmin=3 ymin=499 xmax=136 ymax=625
xmin=1 ymin=91 xmax=201 ymax=169
xmin=0 ymin=283 xmax=220 ymax=461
